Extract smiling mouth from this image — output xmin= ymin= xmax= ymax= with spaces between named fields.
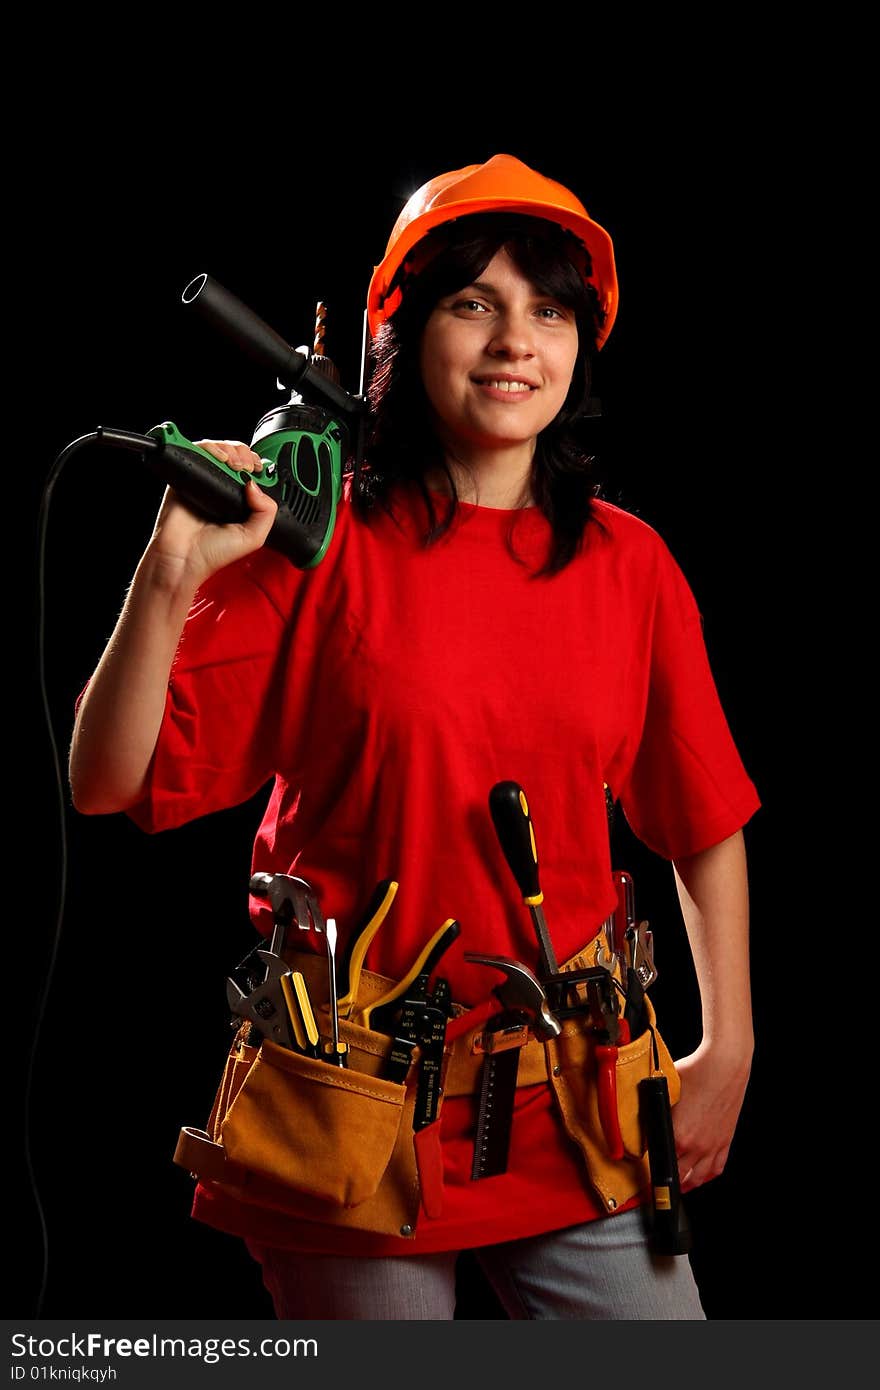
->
xmin=473 ymin=378 xmax=537 ymax=393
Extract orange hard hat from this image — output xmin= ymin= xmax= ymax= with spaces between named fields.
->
xmin=366 ymin=153 xmax=618 ymax=348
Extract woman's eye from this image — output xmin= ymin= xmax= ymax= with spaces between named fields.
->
xmin=537 ymin=305 xmax=565 ymax=320
xmin=453 ymin=298 xmax=488 ymax=313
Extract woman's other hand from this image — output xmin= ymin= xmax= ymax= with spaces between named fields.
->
xmin=670 ymin=1041 xmax=753 ymax=1191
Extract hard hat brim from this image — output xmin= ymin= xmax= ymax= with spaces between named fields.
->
xmin=367 ymin=196 xmax=618 ymax=347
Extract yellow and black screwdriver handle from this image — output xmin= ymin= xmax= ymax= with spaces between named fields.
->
xmin=489 ymin=780 xmax=559 ymax=978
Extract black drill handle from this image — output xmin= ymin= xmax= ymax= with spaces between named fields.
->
xmin=638 ymin=1074 xmax=692 ymax=1255
xmin=145 ymin=439 xmax=329 ymax=569
xmin=181 ymin=273 xmax=361 ymax=422
xmin=138 ymin=436 xmax=251 ymax=519
xmin=489 ymin=781 xmax=541 ymax=901
xmin=98 ymin=428 xmax=257 ymax=527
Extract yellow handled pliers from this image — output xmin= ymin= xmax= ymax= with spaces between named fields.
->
xmin=355 ymin=918 xmax=461 ymax=1031
xmin=336 ymin=879 xmax=400 ymax=1018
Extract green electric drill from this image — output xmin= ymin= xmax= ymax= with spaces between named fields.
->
xmin=101 ymin=272 xmax=366 ymax=569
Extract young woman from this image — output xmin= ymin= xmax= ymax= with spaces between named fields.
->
xmin=69 ymin=154 xmax=759 ymax=1320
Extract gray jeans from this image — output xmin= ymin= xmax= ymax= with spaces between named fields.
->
xmin=247 ymin=1208 xmax=706 ymax=1320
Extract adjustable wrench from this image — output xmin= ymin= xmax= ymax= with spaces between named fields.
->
xmin=226 ymin=947 xmax=300 ymax=1051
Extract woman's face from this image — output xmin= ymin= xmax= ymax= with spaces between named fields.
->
xmin=418 ymin=246 xmax=580 ymax=462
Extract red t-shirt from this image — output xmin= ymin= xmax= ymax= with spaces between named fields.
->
xmin=125 ymin=482 xmax=760 ymax=1254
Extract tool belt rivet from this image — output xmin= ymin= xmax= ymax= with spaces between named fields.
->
xmin=607 ymin=1198 xmax=618 ymax=1210
xmin=400 ymin=1224 xmax=414 ymax=1237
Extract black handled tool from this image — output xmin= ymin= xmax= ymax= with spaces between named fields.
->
xmin=381 ymin=981 xmax=453 ymax=1118
xmin=180 ymin=273 xmax=366 ymax=569
xmin=361 ymin=926 xmax=459 ymax=1119
xmin=413 ymin=979 xmax=453 ymax=1128
xmin=361 ymin=919 xmax=460 ymax=1107
xmin=57 ymin=269 xmax=367 ymax=569
xmin=638 ymin=1073 xmax=692 ymax=1255
xmin=489 ymin=781 xmax=558 ymax=979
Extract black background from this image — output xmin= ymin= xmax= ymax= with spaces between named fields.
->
xmin=18 ymin=91 xmax=850 ymax=1322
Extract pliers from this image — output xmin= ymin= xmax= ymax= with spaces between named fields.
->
xmin=335 ymin=878 xmax=400 ymax=1018
xmin=355 ymin=918 xmax=460 ymax=1031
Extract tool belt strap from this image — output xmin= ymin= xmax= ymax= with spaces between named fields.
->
xmin=282 ymin=932 xmax=610 ymax=1102
xmin=175 ymin=1125 xmax=248 ymax=1187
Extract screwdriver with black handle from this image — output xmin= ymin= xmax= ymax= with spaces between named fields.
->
xmin=489 ymin=781 xmax=558 ymax=979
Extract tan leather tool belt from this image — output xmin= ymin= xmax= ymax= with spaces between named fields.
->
xmin=173 ymin=934 xmax=680 ymax=1235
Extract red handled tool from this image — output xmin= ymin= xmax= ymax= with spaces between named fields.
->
xmin=594 ymin=1018 xmax=630 ymax=1160
xmin=612 ymin=870 xmax=635 ymax=959
xmin=585 ymin=970 xmax=628 ymax=1160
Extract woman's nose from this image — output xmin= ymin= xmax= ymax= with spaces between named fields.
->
xmin=487 ymin=311 xmax=535 ymax=359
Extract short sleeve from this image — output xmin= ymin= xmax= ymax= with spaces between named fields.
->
xmin=618 ymin=542 xmax=760 ymax=860
xmin=123 ymin=551 xmax=297 ymax=834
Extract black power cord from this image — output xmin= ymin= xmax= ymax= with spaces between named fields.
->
xmin=29 ymin=430 xmax=108 ymax=1318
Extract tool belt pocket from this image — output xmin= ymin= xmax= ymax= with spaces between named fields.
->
xmin=175 ymin=999 xmax=425 ymax=1239
xmin=546 ymin=996 xmax=680 ymax=1212
xmin=220 ymin=1036 xmax=406 ymax=1208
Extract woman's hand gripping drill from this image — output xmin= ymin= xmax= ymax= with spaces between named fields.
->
xmin=147 ymin=439 xmax=278 ymax=589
